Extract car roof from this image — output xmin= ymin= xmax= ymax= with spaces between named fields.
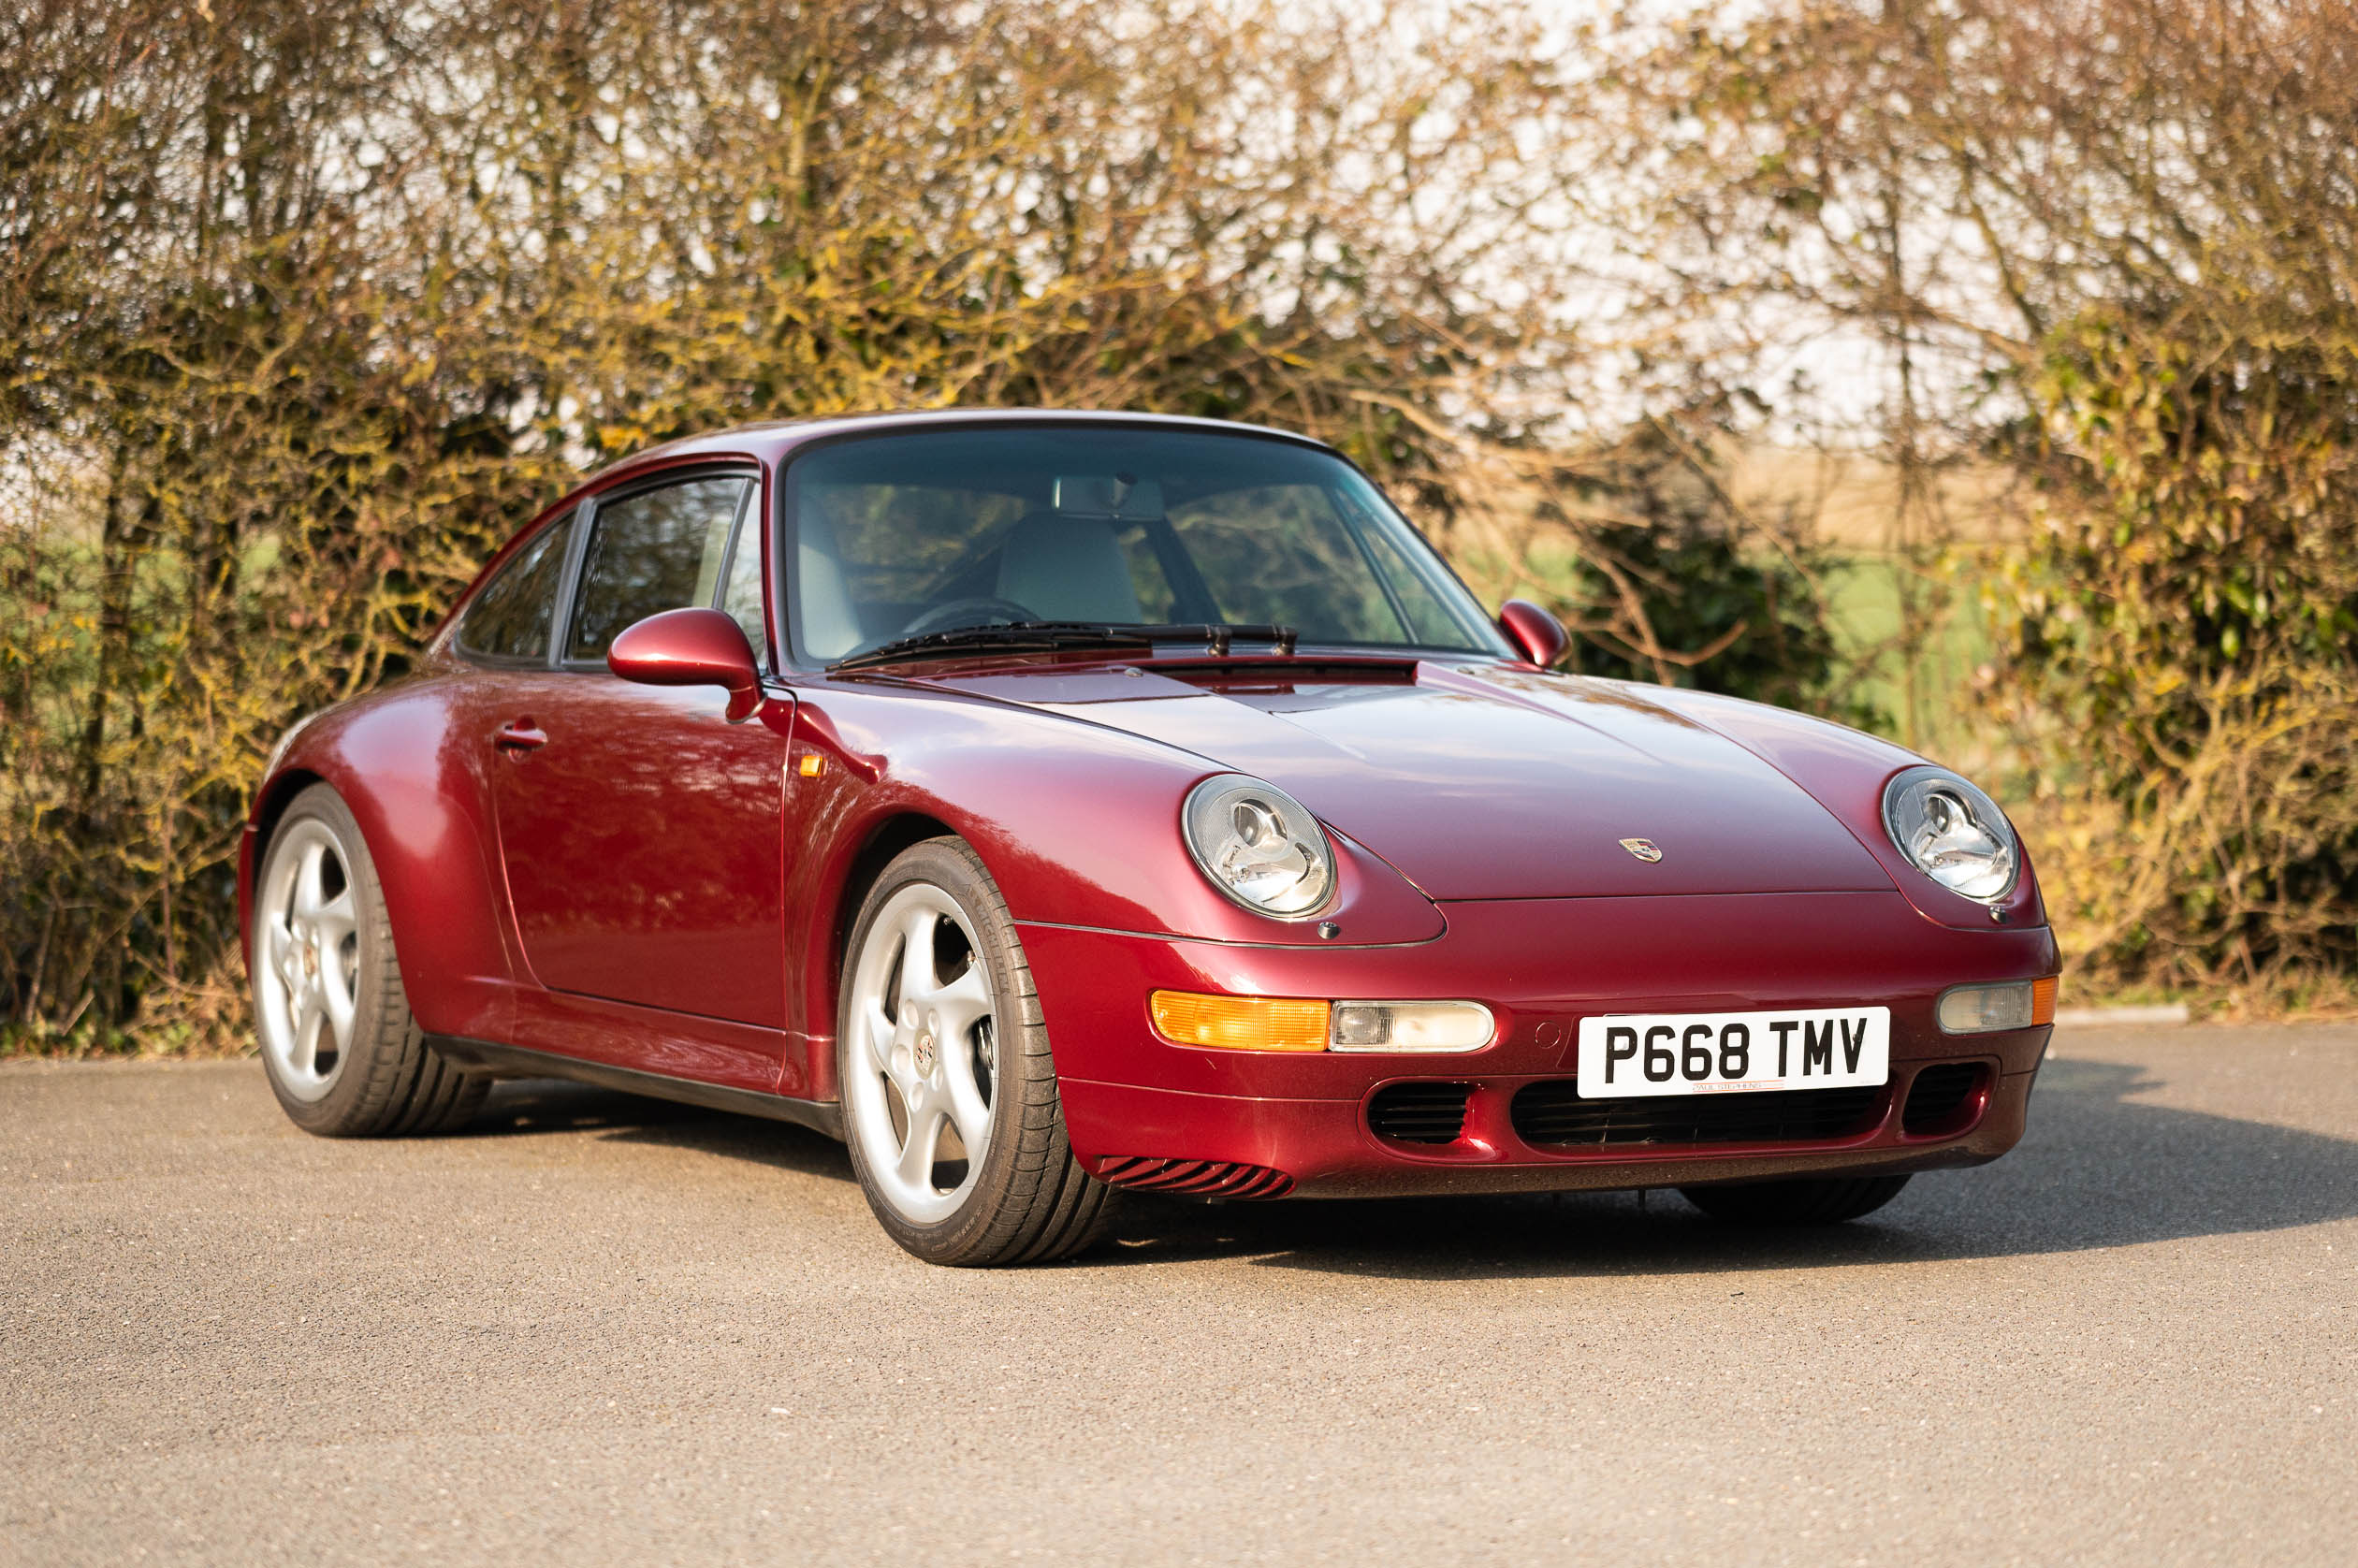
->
xmin=579 ymin=408 xmax=1338 ymax=487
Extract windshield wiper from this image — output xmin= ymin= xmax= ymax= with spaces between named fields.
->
xmin=828 ymin=621 xmax=1299 ymax=673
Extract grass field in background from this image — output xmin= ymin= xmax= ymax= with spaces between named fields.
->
xmin=1491 ymin=538 xmax=2004 ymax=765
xmin=1819 ymin=549 xmax=2003 ymax=767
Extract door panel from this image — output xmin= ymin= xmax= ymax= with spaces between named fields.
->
xmin=487 ymin=672 xmax=791 ymax=1029
xmin=479 ymin=470 xmax=793 ymax=1038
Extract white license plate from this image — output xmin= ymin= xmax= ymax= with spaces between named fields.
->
xmin=1576 ymin=1007 xmax=1890 ymax=1098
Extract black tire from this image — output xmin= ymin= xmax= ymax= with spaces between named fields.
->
xmin=836 ymin=837 xmax=1117 ymax=1266
xmin=1678 ymin=1174 xmax=1912 ymax=1226
xmin=251 ymin=783 xmax=488 ymax=1137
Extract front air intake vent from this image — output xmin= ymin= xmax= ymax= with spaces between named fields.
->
xmin=1901 ymin=1063 xmax=1987 ymax=1133
xmin=1367 ymin=1082 xmax=1473 ymax=1144
xmin=1510 ymin=1082 xmax=1883 ymax=1148
xmin=1091 ymin=1156 xmax=1293 ymax=1199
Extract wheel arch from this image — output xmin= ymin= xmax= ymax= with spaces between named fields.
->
xmin=801 ymin=811 xmax=962 ymax=1090
xmin=239 ymin=767 xmax=328 ymax=980
xmin=831 ymin=813 xmax=961 ymax=965
xmin=249 ymin=767 xmax=327 ymax=869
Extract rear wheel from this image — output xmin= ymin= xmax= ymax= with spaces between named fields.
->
xmin=837 ymin=838 xmax=1115 ymax=1266
xmin=252 ymin=783 xmax=486 ymax=1137
xmin=1678 ymin=1174 xmax=1911 ymax=1226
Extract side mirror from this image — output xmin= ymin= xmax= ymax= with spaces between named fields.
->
xmin=1496 ymin=599 xmax=1568 ymax=669
xmin=607 ymin=607 xmax=764 ymax=722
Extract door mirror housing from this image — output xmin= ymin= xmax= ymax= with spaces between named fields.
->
xmin=1496 ymin=598 xmax=1568 ymax=669
xmin=607 ymin=607 xmax=764 ymax=721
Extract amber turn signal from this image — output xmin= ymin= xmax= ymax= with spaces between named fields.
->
xmin=1149 ymin=991 xmax=1331 ymax=1053
xmin=2030 ymin=975 xmax=2058 ymax=1026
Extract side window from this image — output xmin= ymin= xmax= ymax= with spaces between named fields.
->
xmin=458 ymin=511 xmax=576 ymax=662
xmin=564 ymin=475 xmax=751 ymax=663
xmin=718 ymin=504 xmax=768 ymax=664
xmin=1356 ymin=522 xmax=1471 ymax=646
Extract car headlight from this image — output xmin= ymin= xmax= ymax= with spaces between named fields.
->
xmin=1881 ymin=765 xmax=2020 ymax=901
xmin=1182 ymin=774 xmax=1335 ymax=917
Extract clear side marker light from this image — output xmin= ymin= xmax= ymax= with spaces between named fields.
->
xmin=1329 ymin=1001 xmax=1495 ymax=1053
xmin=1937 ymin=979 xmax=2058 ymax=1034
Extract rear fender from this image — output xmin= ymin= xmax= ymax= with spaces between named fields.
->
xmin=244 ymin=675 xmax=517 ymax=1041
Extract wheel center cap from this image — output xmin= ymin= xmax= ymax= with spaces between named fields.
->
xmin=300 ymin=938 xmax=317 ymax=978
xmin=913 ymin=1034 xmax=937 ymax=1076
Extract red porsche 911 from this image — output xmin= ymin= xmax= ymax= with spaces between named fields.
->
xmin=241 ymin=412 xmax=2058 ymax=1265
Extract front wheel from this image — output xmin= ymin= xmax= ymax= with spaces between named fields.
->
xmin=1679 ymin=1174 xmax=1912 ymax=1226
xmin=836 ymin=838 xmax=1115 ymax=1266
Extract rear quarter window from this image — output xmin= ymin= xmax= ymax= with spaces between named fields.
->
xmin=457 ymin=511 xmax=576 ymax=661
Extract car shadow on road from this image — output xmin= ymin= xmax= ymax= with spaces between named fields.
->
xmin=454 ymin=1058 xmax=2358 ymax=1279
xmin=464 ymin=1079 xmax=855 ymax=1183
xmin=1101 ymin=1058 xmax=2358 ymax=1278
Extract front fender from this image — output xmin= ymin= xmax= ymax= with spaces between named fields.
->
xmin=1643 ymin=685 xmax=2049 ymax=932
xmin=780 ymin=681 xmax=1448 ymax=1086
xmin=792 ymin=681 xmax=1444 ymax=943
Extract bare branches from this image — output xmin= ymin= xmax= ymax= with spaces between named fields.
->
xmin=10 ymin=0 xmax=2356 ymax=1039
xmin=0 ymin=0 xmax=1616 ymax=1043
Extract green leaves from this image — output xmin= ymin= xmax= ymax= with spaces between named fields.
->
xmin=2005 ymin=303 xmax=2358 ymax=995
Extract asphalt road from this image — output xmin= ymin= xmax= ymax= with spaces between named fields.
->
xmin=4 ymin=1025 xmax=2354 ymax=1567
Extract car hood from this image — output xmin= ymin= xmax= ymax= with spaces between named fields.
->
xmin=911 ymin=662 xmax=1898 ymax=900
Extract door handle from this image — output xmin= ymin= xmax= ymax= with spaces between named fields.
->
xmin=493 ymin=719 xmax=548 ymax=753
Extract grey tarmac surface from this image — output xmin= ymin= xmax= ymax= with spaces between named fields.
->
xmin=3 ymin=1024 xmax=2354 ymax=1568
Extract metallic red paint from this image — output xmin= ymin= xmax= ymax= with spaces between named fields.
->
xmin=242 ymin=674 xmax=520 ymax=1047
xmin=240 ymin=412 xmax=2059 ymax=1208
xmin=1017 ymin=893 xmax=2055 ymax=1103
xmin=477 ymin=670 xmax=794 ymax=1034
xmin=606 ymin=606 xmax=764 ymax=721
xmin=1060 ymin=1070 xmax=2034 ymax=1200
xmin=1495 ymin=597 xmax=1569 ymax=668
xmin=915 ymin=661 xmax=1901 ymax=901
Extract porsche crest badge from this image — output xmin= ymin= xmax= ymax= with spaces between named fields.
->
xmin=1619 ymin=837 xmax=1664 ymax=863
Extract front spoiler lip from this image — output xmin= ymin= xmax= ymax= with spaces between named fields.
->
xmin=1275 ymin=1138 xmax=2009 ymax=1200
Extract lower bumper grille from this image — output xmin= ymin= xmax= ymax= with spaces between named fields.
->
xmin=1091 ymin=1155 xmax=1294 ymax=1199
xmin=1902 ymin=1062 xmax=1986 ymax=1132
xmin=1367 ymin=1082 xmax=1473 ymax=1144
xmin=1510 ymin=1081 xmax=1883 ymax=1148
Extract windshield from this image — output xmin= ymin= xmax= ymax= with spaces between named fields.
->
xmin=784 ymin=426 xmax=1510 ymax=664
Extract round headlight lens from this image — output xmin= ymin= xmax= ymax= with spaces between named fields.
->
xmin=1881 ymin=766 xmax=2019 ymax=902
xmin=1182 ymin=774 xmax=1335 ymax=917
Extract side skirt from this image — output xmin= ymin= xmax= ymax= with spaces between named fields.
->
xmin=425 ymin=1035 xmax=844 ymax=1140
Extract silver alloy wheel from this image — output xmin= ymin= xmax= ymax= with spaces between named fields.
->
xmin=844 ymin=882 xmax=999 ymax=1224
xmin=255 ymin=818 xmax=362 ymax=1103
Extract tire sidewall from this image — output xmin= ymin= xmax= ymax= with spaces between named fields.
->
xmin=836 ymin=839 xmax=1042 ymax=1262
xmin=253 ymin=785 xmax=405 ymax=1135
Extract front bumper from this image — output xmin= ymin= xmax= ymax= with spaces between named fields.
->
xmin=1060 ymin=1067 xmax=2032 ymax=1198
xmin=1021 ymin=891 xmax=2057 ymax=1198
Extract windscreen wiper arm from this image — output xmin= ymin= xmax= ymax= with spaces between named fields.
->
xmin=827 ymin=621 xmax=1299 ymax=673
